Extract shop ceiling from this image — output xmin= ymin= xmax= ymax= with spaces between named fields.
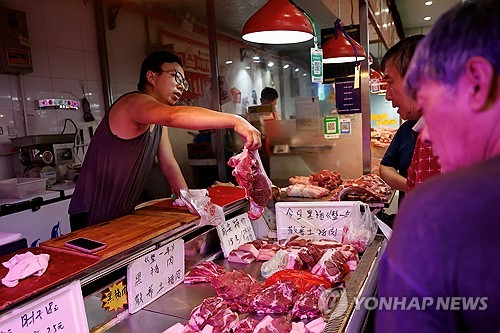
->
xmin=143 ymin=0 xmax=459 ymax=65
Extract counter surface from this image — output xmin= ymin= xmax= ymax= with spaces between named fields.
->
xmin=0 ymin=247 xmax=99 ymax=312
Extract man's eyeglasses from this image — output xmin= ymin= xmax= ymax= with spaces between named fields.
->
xmin=161 ymin=69 xmax=189 ymax=91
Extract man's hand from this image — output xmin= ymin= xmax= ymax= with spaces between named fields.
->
xmin=234 ymin=118 xmax=262 ymax=150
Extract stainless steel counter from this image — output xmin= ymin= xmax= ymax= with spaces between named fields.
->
xmin=102 ymin=235 xmax=386 ymax=333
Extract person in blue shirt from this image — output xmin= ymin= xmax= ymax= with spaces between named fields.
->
xmin=379 ymin=35 xmax=425 ymax=205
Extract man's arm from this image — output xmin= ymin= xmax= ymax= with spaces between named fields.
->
xmin=123 ymin=94 xmax=261 ymax=150
xmin=379 ymin=164 xmax=407 ymax=192
xmin=157 ymin=127 xmax=188 ymax=196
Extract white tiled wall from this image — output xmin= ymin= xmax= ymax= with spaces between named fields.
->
xmin=0 ymin=0 xmax=103 ymax=179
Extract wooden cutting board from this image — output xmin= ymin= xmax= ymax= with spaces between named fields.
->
xmin=40 ymin=213 xmax=197 ymax=260
xmin=0 ymin=247 xmax=99 ymax=312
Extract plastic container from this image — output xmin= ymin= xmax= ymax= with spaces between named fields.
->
xmin=0 ymin=178 xmax=47 ymax=198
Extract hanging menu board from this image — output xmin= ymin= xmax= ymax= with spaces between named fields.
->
xmin=275 ymin=201 xmax=360 ymax=242
xmin=216 ymin=212 xmax=256 ymax=257
xmin=127 ymin=238 xmax=184 ymax=314
xmin=0 ymin=280 xmax=88 ymax=333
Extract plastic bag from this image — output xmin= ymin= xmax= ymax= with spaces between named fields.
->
xmin=341 ymin=202 xmax=378 ymax=252
xmin=178 ymin=188 xmax=225 ymax=227
xmin=261 ymin=249 xmax=288 ymax=278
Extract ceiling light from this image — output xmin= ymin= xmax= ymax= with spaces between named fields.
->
xmin=268 ymin=61 xmax=274 ymax=67
xmin=245 ymin=65 xmax=251 ymax=69
xmin=294 ymin=67 xmax=300 ymax=72
xmin=225 ymin=60 xmax=233 ymax=65
xmin=252 ymin=55 xmax=260 ymax=61
xmin=425 ymin=1 xmax=433 ymax=5
xmin=322 ymin=19 xmax=367 ymax=64
xmin=283 ymin=63 xmax=290 ymax=69
xmin=375 ymin=11 xmax=380 ymax=15
xmin=303 ymin=73 xmax=307 ymax=76
xmin=424 ymin=16 xmax=432 ymax=21
xmin=242 ymin=0 xmax=314 ymax=44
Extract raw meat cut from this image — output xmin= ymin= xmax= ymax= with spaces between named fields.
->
xmin=230 ymin=317 xmax=259 ymax=333
xmin=330 ymin=173 xmax=391 ymax=202
xmin=250 ymin=280 xmax=298 ymax=314
xmin=309 ymin=170 xmax=343 ymax=190
xmin=184 ymin=261 xmax=227 ymax=284
xmin=228 ymin=149 xmax=272 ymax=220
xmin=291 ymin=285 xmax=326 ymax=320
xmin=288 ymin=175 xmax=313 ymax=185
xmin=228 ymin=249 xmax=256 ymax=264
xmin=211 ymin=270 xmax=265 ymax=312
xmin=305 ymin=317 xmax=326 ymax=333
xmin=188 ymin=296 xmax=239 ymax=332
xmin=286 ymin=184 xmax=330 ymax=198
xmin=254 ymin=315 xmax=292 ymax=333
xmin=311 ymin=248 xmax=351 ymax=284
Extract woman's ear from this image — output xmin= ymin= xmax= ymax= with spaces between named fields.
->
xmin=465 ymin=56 xmax=495 ymax=112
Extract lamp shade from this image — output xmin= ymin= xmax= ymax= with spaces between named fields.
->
xmin=242 ymin=0 xmax=314 ymax=44
xmin=322 ymin=20 xmax=366 ymax=63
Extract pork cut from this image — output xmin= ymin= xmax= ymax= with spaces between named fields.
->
xmin=250 ymin=280 xmax=298 ymax=314
xmin=311 ymin=248 xmax=351 ymax=284
xmin=254 ymin=315 xmax=292 ymax=333
xmin=184 ymin=261 xmax=227 ymax=284
xmin=286 ymin=184 xmax=330 ymax=198
xmin=330 ymin=173 xmax=391 ymax=202
xmin=228 ymin=149 xmax=272 ymax=220
xmin=211 ymin=270 xmax=265 ymax=312
xmin=291 ymin=285 xmax=326 ymax=320
xmin=229 ymin=317 xmax=259 ymax=333
xmin=188 ymin=296 xmax=239 ymax=332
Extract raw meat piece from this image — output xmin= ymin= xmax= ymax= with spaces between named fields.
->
xmin=291 ymin=321 xmax=307 ymax=333
xmin=211 ymin=270 xmax=265 ymax=312
xmin=255 ymin=315 xmax=292 ymax=333
xmin=257 ymin=243 xmax=281 ymax=261
xmin=330 ymin=173 xmax=391 ymax=202
xmin=184 ymin=261 xmax=227 ymax=284
xmin=311 ymin=248 xmax=351 ymax=284
xmin=188 ymin=297 xmax=239 ymax=332
xmin=228 ymin=249 xmax=256 ymax=264
xmin=230 ymin=317 xmax=259 ymax=333
xmin=286 ymin=184 xmax=330 ymax=198
xmin=238 ymin=243 xmax=260 ymax=258
xmin=309 ymin=170 xmax=343 ymax=191
xmin=228 ymin=149 xmax=272 ymax=220
xmin=291 ymin=285 xmax=326 ymax=320
xmin=250 ymin=280 xmax=298 ymax=314
xmin=305 ymin=317 xmax=326 ymax=333
xmin=289 ymin=175 xmax=313 ymax=185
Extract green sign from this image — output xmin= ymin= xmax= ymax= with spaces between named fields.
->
xmin=310 ymin=48 xmax=323 ymax=83
xmin=324 ymin=116 xmax=339 ymax=139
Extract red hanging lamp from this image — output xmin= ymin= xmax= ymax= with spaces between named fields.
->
xmin=322 ymin=19 xmax=366 ymax=64
xmin=242 ymin=0 xmax=314 ymax=44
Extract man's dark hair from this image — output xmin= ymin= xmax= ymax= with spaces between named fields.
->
xmin=261 ymin=87 xmax=278 ymax=103
xmin=137 ymin=51 xmax=183 ymax=92
xmin=380 ymin=34 xmax=425 ymax=76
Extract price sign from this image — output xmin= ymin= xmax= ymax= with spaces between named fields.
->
xmin=275 ymin=201 xmax=360 ymax=242
xmin=0 ymin=280 xmax=89 ymax=333
xmin=216 ymin=212 xmax=256 ymax=257
xmin=127 ymin=238 xmax=184 ymax=314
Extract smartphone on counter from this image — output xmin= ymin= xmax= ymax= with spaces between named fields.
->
xmin=64 ymin=237 xmax=107 ymax=253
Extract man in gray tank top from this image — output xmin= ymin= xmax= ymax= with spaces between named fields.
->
xmin=69 ymin=51 xmax=261 ymax=230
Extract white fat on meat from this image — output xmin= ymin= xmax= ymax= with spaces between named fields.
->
xmin=286 ymin=184 xmax=330 ymax=198
xmin=289 ymin=175 xmax=313 ymax=185
xmin=305 ymin=317 xmax=326 ymax=333
xmin=291 ymin=321 xmax=307 ymax=333
xmin=228 ymin=249 xmax=256 ymax=264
